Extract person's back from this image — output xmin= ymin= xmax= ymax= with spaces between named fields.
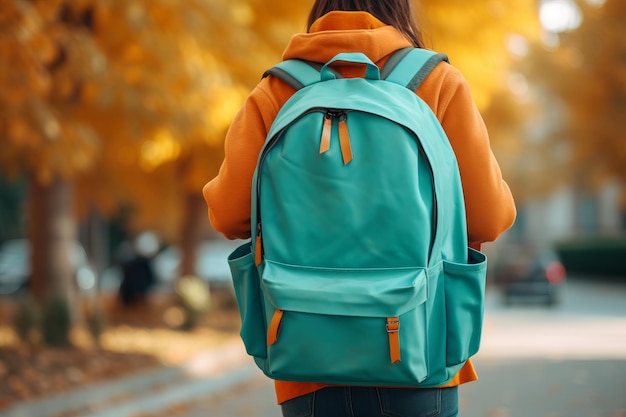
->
xmin=203 ymin=1 xmax=516 ymax=416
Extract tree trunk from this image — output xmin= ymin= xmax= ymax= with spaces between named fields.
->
xmin=617 ymin=179 xmax=626 ymax=232
xmin=81 ymin=207 xmax=107 ymax=291
xmin=28 ymin=175 xmax=78 ymax=314
xmin=178 ymin=192 xmax=205 ymax=278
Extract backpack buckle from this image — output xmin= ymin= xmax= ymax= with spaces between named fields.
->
xmin=386 ymin=317 xmax=401 ymax=363
xmin=386 ymin=318 xmax=400 ymax=333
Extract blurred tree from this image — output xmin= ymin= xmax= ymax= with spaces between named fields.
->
xmin=0 ymin=0 xmax=95 ymax=307
xmin=0 ymin=0 xmax=250 ymax=307
xmin=490 ymin=0 xmax=625 ymax=207
xmin=525 ymin=0 xmax=625 ymax=188
xmin=72 ymin=0 xmax=251 ymax=249
xmin=0 ymin=176 xmax=27 ymax=243
xmin=150 ymin=0 xmax=310 ymax=277
xmin=0 ymin=0 xmax=542 ymax=308
xmin=420 ymin=0 xmax=546 ymax=210
xmin=421 ymin=0 xmax=541 ymax=110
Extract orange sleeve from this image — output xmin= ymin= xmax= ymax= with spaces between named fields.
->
xmin=202 ymin=79 xmax=292 ymax=239
xmin=418 ymin=64 xmax=516 ymax=244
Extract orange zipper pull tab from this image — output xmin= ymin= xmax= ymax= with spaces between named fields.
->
xmin=255 ymin=224 xmax=263 ymax=266
xmin=338 ymin=115 xmax=352 ymax=165
xmin=320 ymin=112 xmax=332 ymax=154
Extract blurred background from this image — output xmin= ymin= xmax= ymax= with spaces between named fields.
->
xmin=0 ymin=0 xmax=624 ymax=416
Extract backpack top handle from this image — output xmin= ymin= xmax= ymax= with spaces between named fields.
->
xmin=319 ymin=52 xmax=381 ymax=81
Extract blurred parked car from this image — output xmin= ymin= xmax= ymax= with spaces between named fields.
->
xmin=490 ymin=243 xmax=567 ymax=306
xmin=0 ymin=238 xmax=96 ymax=295
xmin=153 ymin=239 xmax=243 ymax=287
xmin=101 ymin=239 xmax=243 ymax=291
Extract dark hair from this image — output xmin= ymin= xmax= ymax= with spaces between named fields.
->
xmin=307 ymin=0 xmax=425 ymax=48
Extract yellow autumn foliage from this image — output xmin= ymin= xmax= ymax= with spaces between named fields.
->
xmin=1 ymin=0 xmax=543 ymax=238
xmin=483 ymin=0 xmax=626 ymax=203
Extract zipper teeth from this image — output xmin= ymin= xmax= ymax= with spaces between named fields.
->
xmin=255 ymin=109 xmax=438 ymax=262
xmin=258 ymin=107 xmax=350 ymax=174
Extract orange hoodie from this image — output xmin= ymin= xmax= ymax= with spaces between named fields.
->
xmin=203 ymin=11 xmax=516 ymax=405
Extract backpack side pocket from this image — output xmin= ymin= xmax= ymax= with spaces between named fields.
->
xmin=228 ymin=242 xmax=267 ymax=359
xmin=443 ymin=248 xmax=487 ymax=367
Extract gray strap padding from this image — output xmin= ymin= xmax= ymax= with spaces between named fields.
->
xmin=383 ymin=48 xmax=449 ymax=91
xmin=263 ymin=60 xmax=342 ymax=91
xmin=380 ymin=48 xmax=413 ymax=80
xmin=263 ymin=67 xmax=305 ymax=90
xmin=406 ymin=53 xmax=449 ymax=91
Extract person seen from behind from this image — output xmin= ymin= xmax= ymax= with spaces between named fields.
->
xmin=203 ymin=0 xmax=516 ymax=416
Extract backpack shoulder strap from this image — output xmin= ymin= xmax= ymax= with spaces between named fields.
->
xmin=382 ymin=48 xmax=449 ymax=91
xmin=262 ymin=60 xmax=342 ymax=91
xmin=263 ymin=49 xmax=445 ymax=91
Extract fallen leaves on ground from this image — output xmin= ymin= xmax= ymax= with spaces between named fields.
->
xmin=0 ymin=289 xmax=241 ymax=410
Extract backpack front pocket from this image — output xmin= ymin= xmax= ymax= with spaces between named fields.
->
xmin=228 ymin=243 xmax=267 ymax=359
xmin=260 ymin=261 xmax=429 ymax=386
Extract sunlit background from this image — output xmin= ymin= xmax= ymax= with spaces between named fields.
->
xmin=0 ymin=0 xmax=624 ymax=416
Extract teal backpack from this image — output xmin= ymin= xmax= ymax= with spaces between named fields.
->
xmin=227 ymin=48 xmax=488 ymax=387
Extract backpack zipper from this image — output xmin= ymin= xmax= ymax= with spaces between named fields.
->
xmin=320 ymin=112 xmax=333 ymax=153
xmin=320 ymin=110 xmax=352 ymax=165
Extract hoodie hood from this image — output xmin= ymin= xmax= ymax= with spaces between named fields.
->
xmin=282 ymin=11 xmax=412 ymax=64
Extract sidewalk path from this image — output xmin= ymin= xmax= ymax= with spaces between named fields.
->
xmin=2 ymin=279 xmax=625 ymax=417
xmin=0 ymin=339 xmax=257 ymax=417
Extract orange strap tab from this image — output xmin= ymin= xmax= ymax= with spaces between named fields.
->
xmin=386 ymin=317 xmax=401 ymax=364
xmin=267 ymin=309 xmax=284 ymax=346
xmin=255 ymin=235 xmax=263 ymax=266
xmin=338 ymin=119 xmax=352 ymax=165
xmin=320 ymin=114 xmax=332 ymax=154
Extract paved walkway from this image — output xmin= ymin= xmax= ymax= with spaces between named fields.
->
xmin=2 ymin=279 xmax=626 ymax=417
xmin=0 ymin=339 xmax=262 ymax=417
